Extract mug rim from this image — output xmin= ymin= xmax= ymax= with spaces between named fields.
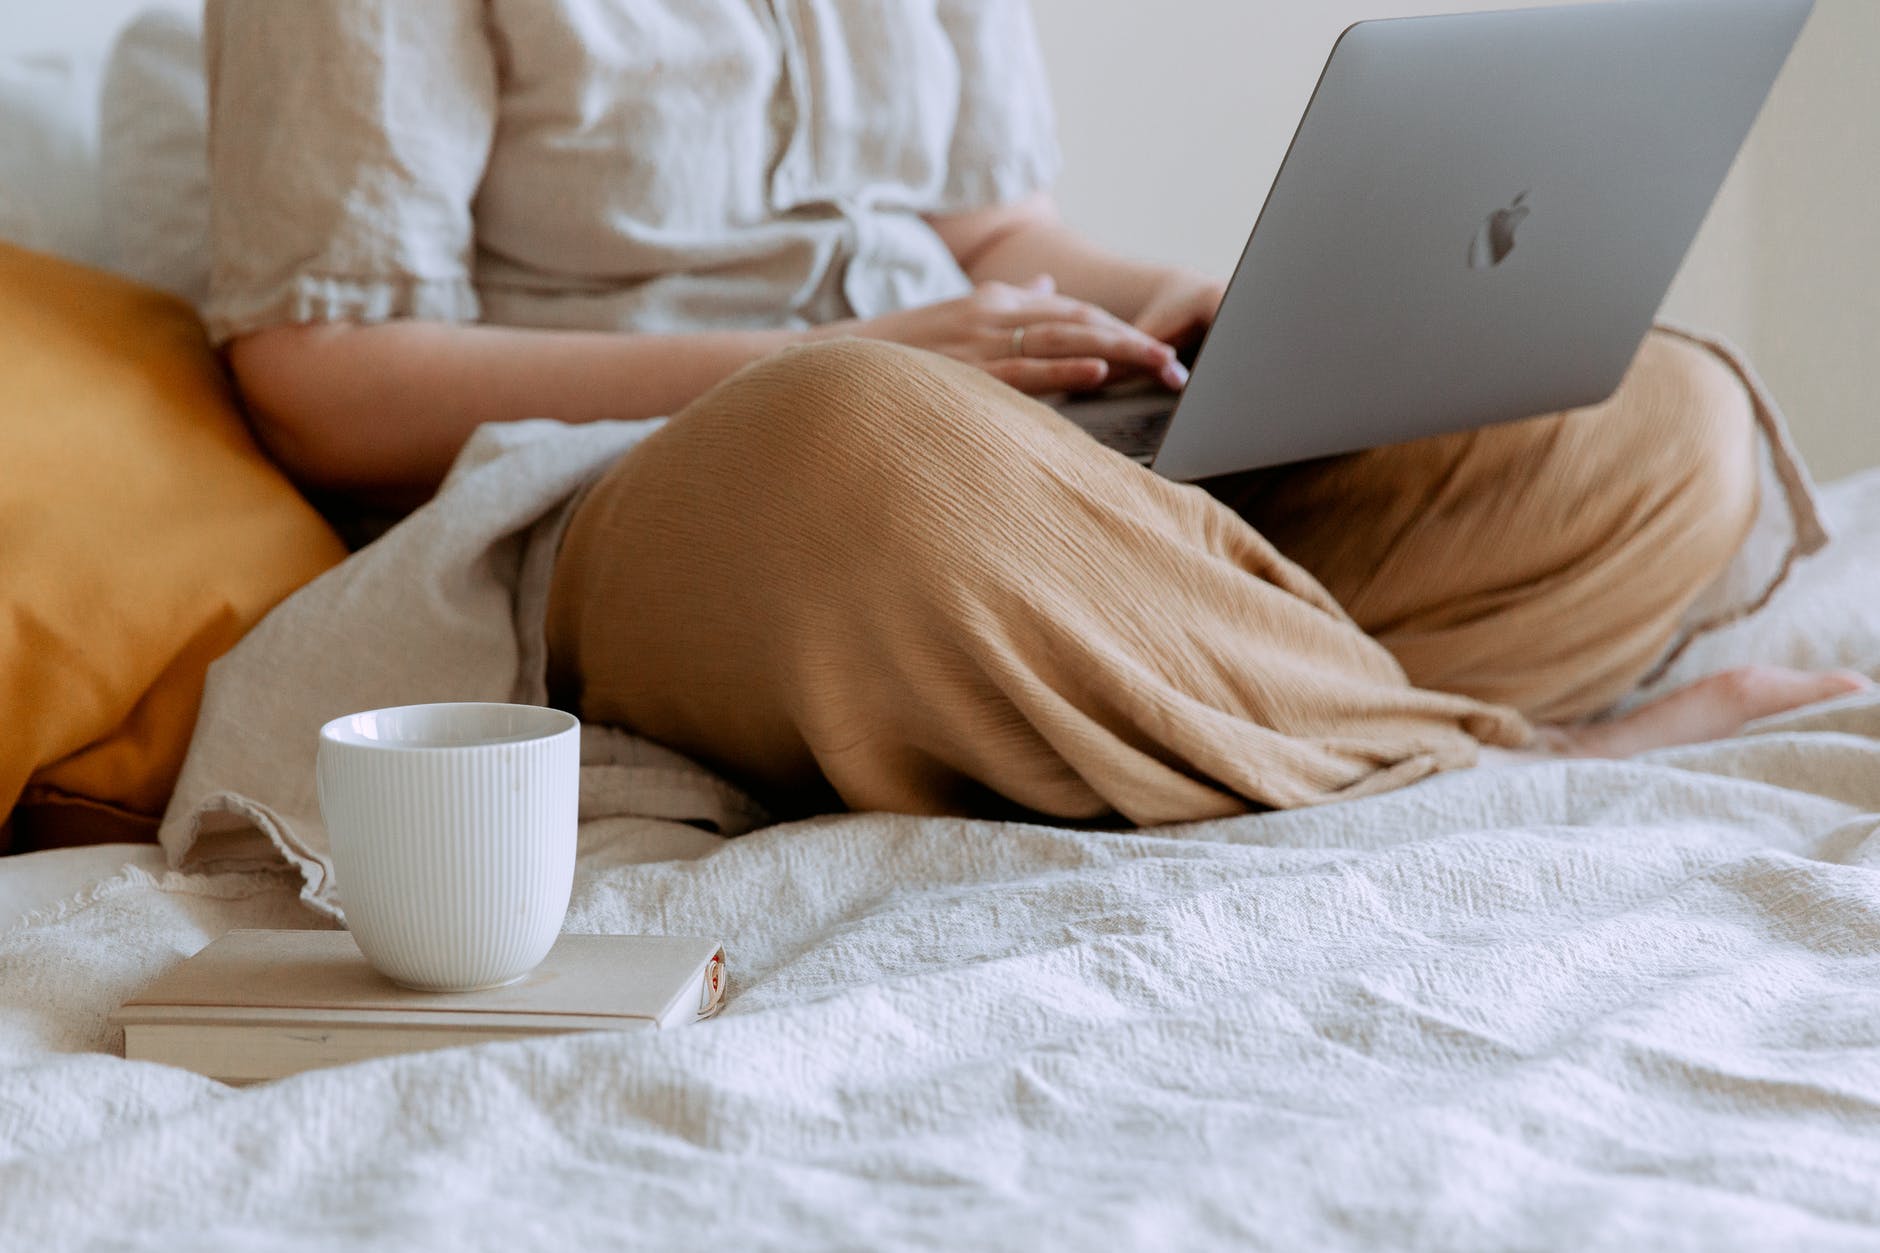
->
xmin=319 ymin=702 xmax=579 ymax=753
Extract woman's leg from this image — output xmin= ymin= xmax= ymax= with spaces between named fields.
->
xmin=1207 ymin=331 xmax=1868 ymax=751
xmin=546 ymin=339 xmax=1530 ymax=826
xmin=1208 ymin=332 xmax=1769 ymax=725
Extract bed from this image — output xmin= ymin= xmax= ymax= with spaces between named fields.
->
xmin=6 ymin=16 xmax=1880 ymax=1253
xmin=0 ymin=462 xmax=1871 ymax=1249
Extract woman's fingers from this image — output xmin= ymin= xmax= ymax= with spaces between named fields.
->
xmin=1133 ymin=276 xmax=1228 ymax=350
xmin=1009 ymin=321 xmax=1176 ymax=374
xmin=1004 ymin=300 xmax=1181 ymax=386
xmin=980 ymin=282 xmax=1133 ymax=332
xmin=984 ymin=356 xmax=1111 ymax=395
xmin=984 ymin=285 xmax=1173 ymax=355
xmin=1135 ymin=295 xmax=1211 ymax=351
xmin=998 ymin=292 xmax=1135 ymax=333
xmin=964 ymin=282 xmax=1183 ymax=387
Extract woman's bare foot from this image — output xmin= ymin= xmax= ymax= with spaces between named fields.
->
xmin=1527 ymin=666 xmax=1873 ymax=760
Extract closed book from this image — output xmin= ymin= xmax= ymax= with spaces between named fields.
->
xmin=111 ymin=929 xmax=727 ymax=1085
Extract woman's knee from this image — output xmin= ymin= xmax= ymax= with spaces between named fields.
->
xmin=661 ymin=337 xmax=1069 ymax=513
xmin=678 ymin=338 xmax=1027 ymax=455
xmin=1620 ymin=332 xmax=1760 ymax=544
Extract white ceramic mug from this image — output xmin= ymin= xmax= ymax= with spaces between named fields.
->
xmin=316 ymin=703 xmax=580 ymax=992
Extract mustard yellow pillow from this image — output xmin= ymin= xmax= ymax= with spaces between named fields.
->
xmin=0 ymin=244 xmax=346 ymax=850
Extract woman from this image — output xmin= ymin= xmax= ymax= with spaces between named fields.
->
xmin=206 ymin=0 xmax=1862 ymax=824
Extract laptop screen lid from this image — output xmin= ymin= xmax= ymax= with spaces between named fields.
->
xmin=1149 ymin=0 xmax=1814 ymax=482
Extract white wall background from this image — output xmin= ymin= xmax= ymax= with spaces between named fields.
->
xmin=12 ymin=0 xmax=1877 ymax=477
xmin=6 ymin=0 xmax=189 ymax=58
xmin=1748 ymin=0 xmax=1880 ymax=479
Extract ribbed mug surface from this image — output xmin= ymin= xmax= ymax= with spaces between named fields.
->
xmin=317 ymin=703 xmax=580 ymax=992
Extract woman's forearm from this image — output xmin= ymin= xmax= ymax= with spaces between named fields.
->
xmin=229 ymin=320 xmax=808 ymax=493
xmin=929 ymin=194 xmax=1174 ymax=324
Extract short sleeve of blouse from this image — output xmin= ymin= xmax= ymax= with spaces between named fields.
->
xmin=933 ymin=0 xmax=1064 ymax=212
xmin=201 ymin=0 xmax=499 ymax=345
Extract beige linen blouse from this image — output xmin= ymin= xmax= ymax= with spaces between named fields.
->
xmin=202 ymin=0 xmax=1061 ymax=346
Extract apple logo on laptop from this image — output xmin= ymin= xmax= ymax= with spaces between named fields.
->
xmin=1469 ymin=190 xmax=1531 ymax=270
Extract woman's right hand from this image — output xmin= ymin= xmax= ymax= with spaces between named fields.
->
xmin=830 ymin=278 xmax=1188 ymax=396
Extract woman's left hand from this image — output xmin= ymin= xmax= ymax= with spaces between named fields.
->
xmin=1134 ymin=268 xmax=1229 ymax=369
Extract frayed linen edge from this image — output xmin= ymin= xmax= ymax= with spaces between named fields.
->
xmin=5 ymin=862 xmax=308 ymax=937
xmin=1639 ymin=323 xmax=1835 ymax=690
xmin=170 ymin=793 xmax=344 ymax=923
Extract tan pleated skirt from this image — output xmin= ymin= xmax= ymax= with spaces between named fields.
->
xmin=546 ymin=331 xmax=1758 ymax=825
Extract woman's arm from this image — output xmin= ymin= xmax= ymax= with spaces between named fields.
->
xmin=232 ymin=281 xmax=1184 ymax=495
xmin=229 ymin=321 xmax=806 ymax=494
xmin=929 ymin=193 xmax=1227 ymax=355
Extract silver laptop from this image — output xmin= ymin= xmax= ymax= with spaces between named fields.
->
xmin=1061 ymin=0 xmax=1814 ymax=481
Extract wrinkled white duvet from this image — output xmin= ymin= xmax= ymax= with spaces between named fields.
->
xmin=2 ymin=471 xmax=1878 ymax=1252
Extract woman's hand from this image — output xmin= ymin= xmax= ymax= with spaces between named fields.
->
xmin=1133 ymin=268 xmax=1229 ymax=357
xmin=833 ymin=278 xmax=1188 ymax=396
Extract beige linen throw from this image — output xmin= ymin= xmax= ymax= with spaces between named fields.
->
xmin=161 ymin=418 xmax=765 ymax=916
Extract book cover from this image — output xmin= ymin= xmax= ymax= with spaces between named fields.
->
xmin=112 ymin=930 xmax=727 ymax=1084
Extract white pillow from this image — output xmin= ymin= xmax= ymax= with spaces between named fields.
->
xmin=99 ymin=7 xmax=209 ymax=306
xmin=0 ymin=54 xmax=107 ymax=265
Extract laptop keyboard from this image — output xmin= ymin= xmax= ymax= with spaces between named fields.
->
xmin=1052 ymin=388 xmax=1178 ymax=465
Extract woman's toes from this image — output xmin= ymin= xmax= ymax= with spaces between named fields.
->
xmin=1829 ymin=669 xmax=1876 ymax=694
xmin=1532 ymin=666 xmax=1873 ymax=762
xmin=1707 ymin=665 xmax=1871 ymax=725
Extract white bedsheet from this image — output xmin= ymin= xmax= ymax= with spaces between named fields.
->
xmin=2 ymin=470 xmax=1877 ymax=1252
xmin=0 ymin=843 xmax=165 ymax=932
